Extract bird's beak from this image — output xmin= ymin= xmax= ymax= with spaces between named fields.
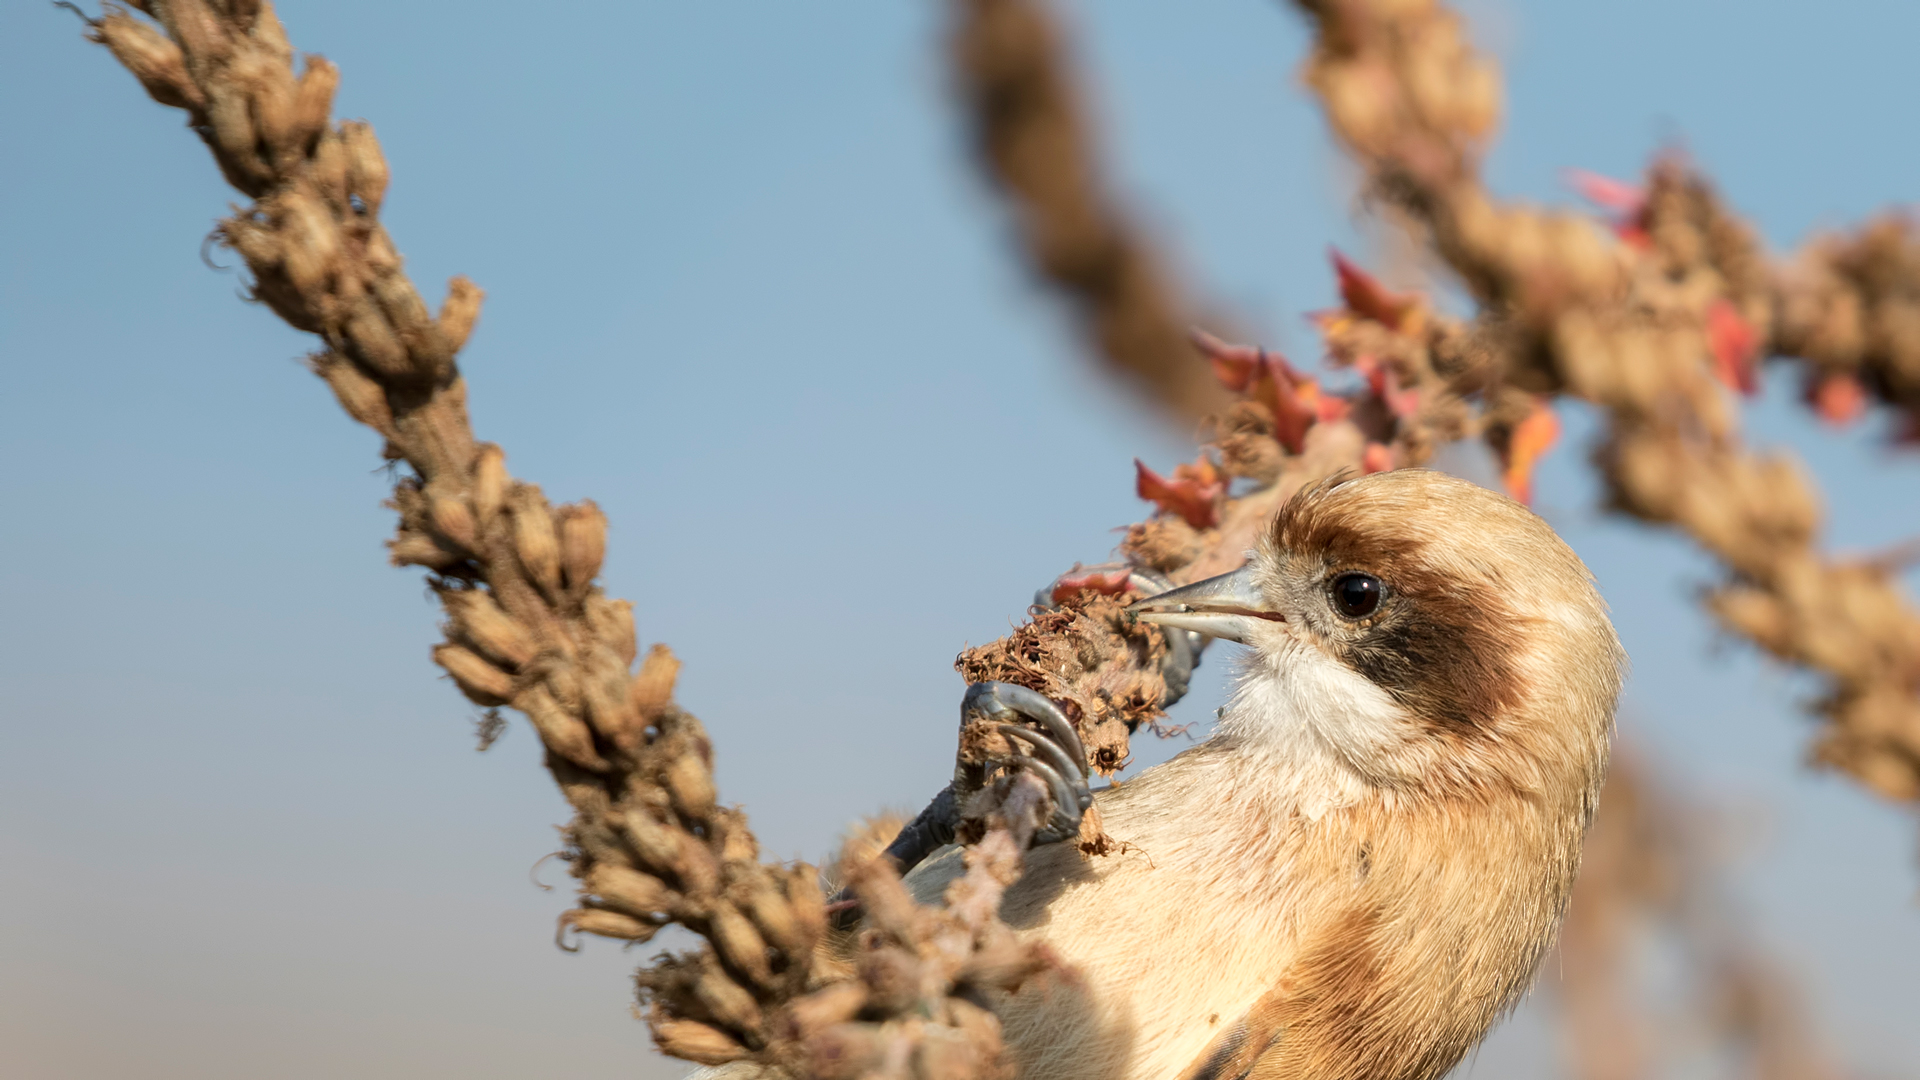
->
xmin=1129 ymin=565 xmax=1280 ymax=645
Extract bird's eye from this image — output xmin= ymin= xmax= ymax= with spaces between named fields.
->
xmin=1331 ymin=572 xmax=1382 ymax=619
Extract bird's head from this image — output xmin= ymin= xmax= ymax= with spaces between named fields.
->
xmin=1134 ymin=470 xmax=1624 ymax=807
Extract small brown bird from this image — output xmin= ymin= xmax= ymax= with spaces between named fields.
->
xmin=899 ymin=469 xmax=1626 ymax=1080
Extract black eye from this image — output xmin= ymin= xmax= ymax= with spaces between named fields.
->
xmin=1331 ymin=572 xmax=1382 ymax=619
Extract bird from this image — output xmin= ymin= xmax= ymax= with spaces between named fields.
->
xmin=893 ymin=468 xmax=1626 ymax=1080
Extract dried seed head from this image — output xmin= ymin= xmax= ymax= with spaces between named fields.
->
xmin=708 ymin=903 xmax=774 ymax=988
xmin=558 ymin=500 xmax=607 ymax=590
xmin=288 ymin=56 xmax=337 ymax=154
xmin=510 ymin=488 xmax=563 ymax=596
xmin=442 ymin=589 xmax=537 ymax=669
xmin=691 ymin=960 xmax=764 ymax=1035
xmin=520 ymin=685 xmax=610 ymax=772
xmin=472 ymin=443 xmax=508 ymax=526
xmin=439 ymin=276 xmax=484 ymax=354
xmin=584 ymin=863 xmax=675 ymax=918
xmin=663 ymin=752 xmax=716 ymax=820
xmin=312 ymin=352 xmax=394 ymax=438
xmin=630 ymin=644 xmax=682 ymax=719
xmin=584 ymin=596 xmax=638 ymax=666
xmin=340 ymin=120 xmax=388 ymax=216
xmin=562 ymin=906 xmax=655 ymax=943
xmin=648 ymin=1017 xmax=750 ymax=1067
xmin=433 ymin=643 xmax=514 ymax=706
xmin=96 ymin=12 xmax=206 ymax=112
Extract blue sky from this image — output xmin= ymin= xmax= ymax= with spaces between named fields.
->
xmin=3 ymin=2 xmax=1918 ymax=1077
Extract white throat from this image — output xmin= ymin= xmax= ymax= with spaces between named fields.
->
xmin=1211 ymin=627 xmax=1416 ymax=819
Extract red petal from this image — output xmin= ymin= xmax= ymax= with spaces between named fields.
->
xmin=1253 ymin=366 xmax=1318 ymax=454
xmin=1707 ymin=300 xmax=1761 ymax=396
xmin=1191 ymin=328 xmax=1262 ymax=392
xmin=1499 ymin=400 xmax=1561 ymax=505
xmin=1563 ymin=168 xmax=1646 ymax=215
xmin=1134 ymin=457 xmax=1223 ymax=530
xmin=1331 ymin=250 xmax=1418 ymax=332
xmin=1804 ymin=372 xmax=1867 ymax=427
xmin=1051 ymin=569 xmax=1135 ymax=605
xmin=1361 ymin=443 xmax=1394 ymax=474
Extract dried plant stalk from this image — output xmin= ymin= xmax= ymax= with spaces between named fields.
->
xmin=1555 ymin=754 xmax=1845 ymax=1080
xmin=947 ymin=0 xmax=1233 ymax=425
xmin=74 ymin=2 xmax=1053 ymax=1073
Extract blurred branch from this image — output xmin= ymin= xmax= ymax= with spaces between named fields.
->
xmin=1556 ymin=754 xmax=1845 ymax=1080
xmin=72 ymin=2 xmax=1055 ymax=1075
xmin=946 ymin=0 xmax=1234 ymax=426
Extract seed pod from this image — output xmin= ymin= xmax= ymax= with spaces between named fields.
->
xmin=313 ymin=352 xmax=394 ymax=438
xmin=648 ymin=1017 xmax=749 ymax=1067
xmin=238 ymin=52 xmax=296 ymax=157
xmin=518 ymin=685 xmax=608 ymax=771
xmin=205 ymin=93 xmax=266 ymax=184
xmin=664 ymin=752 xmax=716 ymax=820
xmin=433 ymin=643 xmax=514 ymax=706
xmin=510 ymin=490 xmax=563 ymax=596
xmin=285 ymin=56 xmax=337 ymax=154
xmin=708 ymin=903 xmax=774 ymax=988
xmin=629 ymin=643 xmax=682 ymax=718
xmin=584 ymin=863 xmax=675 ymax=918
xmin=442 ymin=590 xmax=537 ymax=669
xmin=584 ymin=596 xmax=638 ymax=666
xmin=439 ymin=275 xmax=484 ymax=354
xmin=741 ymin=880 xmax=804 ymax=954
xmin=428 ymin=494 xmax=476 ymax=552
xmin=621 ymin=808 xmax=683 ymax=874
xmin=784 ymin=982 xmax=867 ymax=1040
xmin=340 ymin=120 xmax=388 ymax=216
xmin=472 ymin=444 xmax=508 ymax=526
xmin=557 ymin=500 xmax=607 ymax=590
xmin=561 ymin=907 xmax=654 ymax=943
xmin=388 ymin=530 xmax=460 ymax=571
xmin=692 ymin=962 xmax=763 ymax=1034
xmin=96 ymin=12 xmax=206 ymax=112
xmin=344 ymin=306 xmax=409 ymax=381
xmin=309 ymin=130 xmax=349 ymax=205
xmin=782 ymin=865 xmax=828 ymax=941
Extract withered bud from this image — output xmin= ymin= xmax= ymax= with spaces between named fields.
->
xmin=309 ymin=130 xmax=349 ymax=205
xmin=520 ymin=686 xmax=610 ymax=772
xmin=630 ymin=644 xmax=682 ymax=718
xmin=442 ymin=589 xmax=537 ymax=669
xmin=312 ymin=352 xmax=395 ymax=437
xmin=96 ymin=12 xmax=206 ymax=113
xmin=288 ymin=56 xmax=338 ymax=153
xmin=783 ymin=982 xmax=868 ymax=1040
xmin=621 ymin=808 xmax=684 ymax=873
xmin=235 ymin=50 xmax=296 ymax=157
xmin=663 ymin=752 xmax=716 ymax=820
xmin=510 ymin=488 xmax=563 ymax=596
xmin=708 ymin=903 xmax=774 ymax=988
xmin=584 ymin=596 xmax=638 ymax=667
xmin=648 ymin=1017 xmax=750 ymax=1067
xmin=340 ymin=120 xmax=389 ymax=216
xmin=692 ymin=962 xmax=763 ymax=1036
xmin=388 ymin=530 xmax=460 ymax=571
xmin=428 ymin=494 xmax=477 ymax=552
xmin=439 ymin=276 xmax=484 ymax=354
xmin=561 ymin=907 xmax=655 ymax=943
xmin=557 ymin=500 xmax=608 ymax=590
xmin=433 ymin=643 xmax=514 ymax=706
xmin=741 ymin=880 xmax=806 ymax=954
xmin=583 ymin=863 xmax=674 ymax=918
xmin=471 ymin=443 xmax=507 ymax=525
